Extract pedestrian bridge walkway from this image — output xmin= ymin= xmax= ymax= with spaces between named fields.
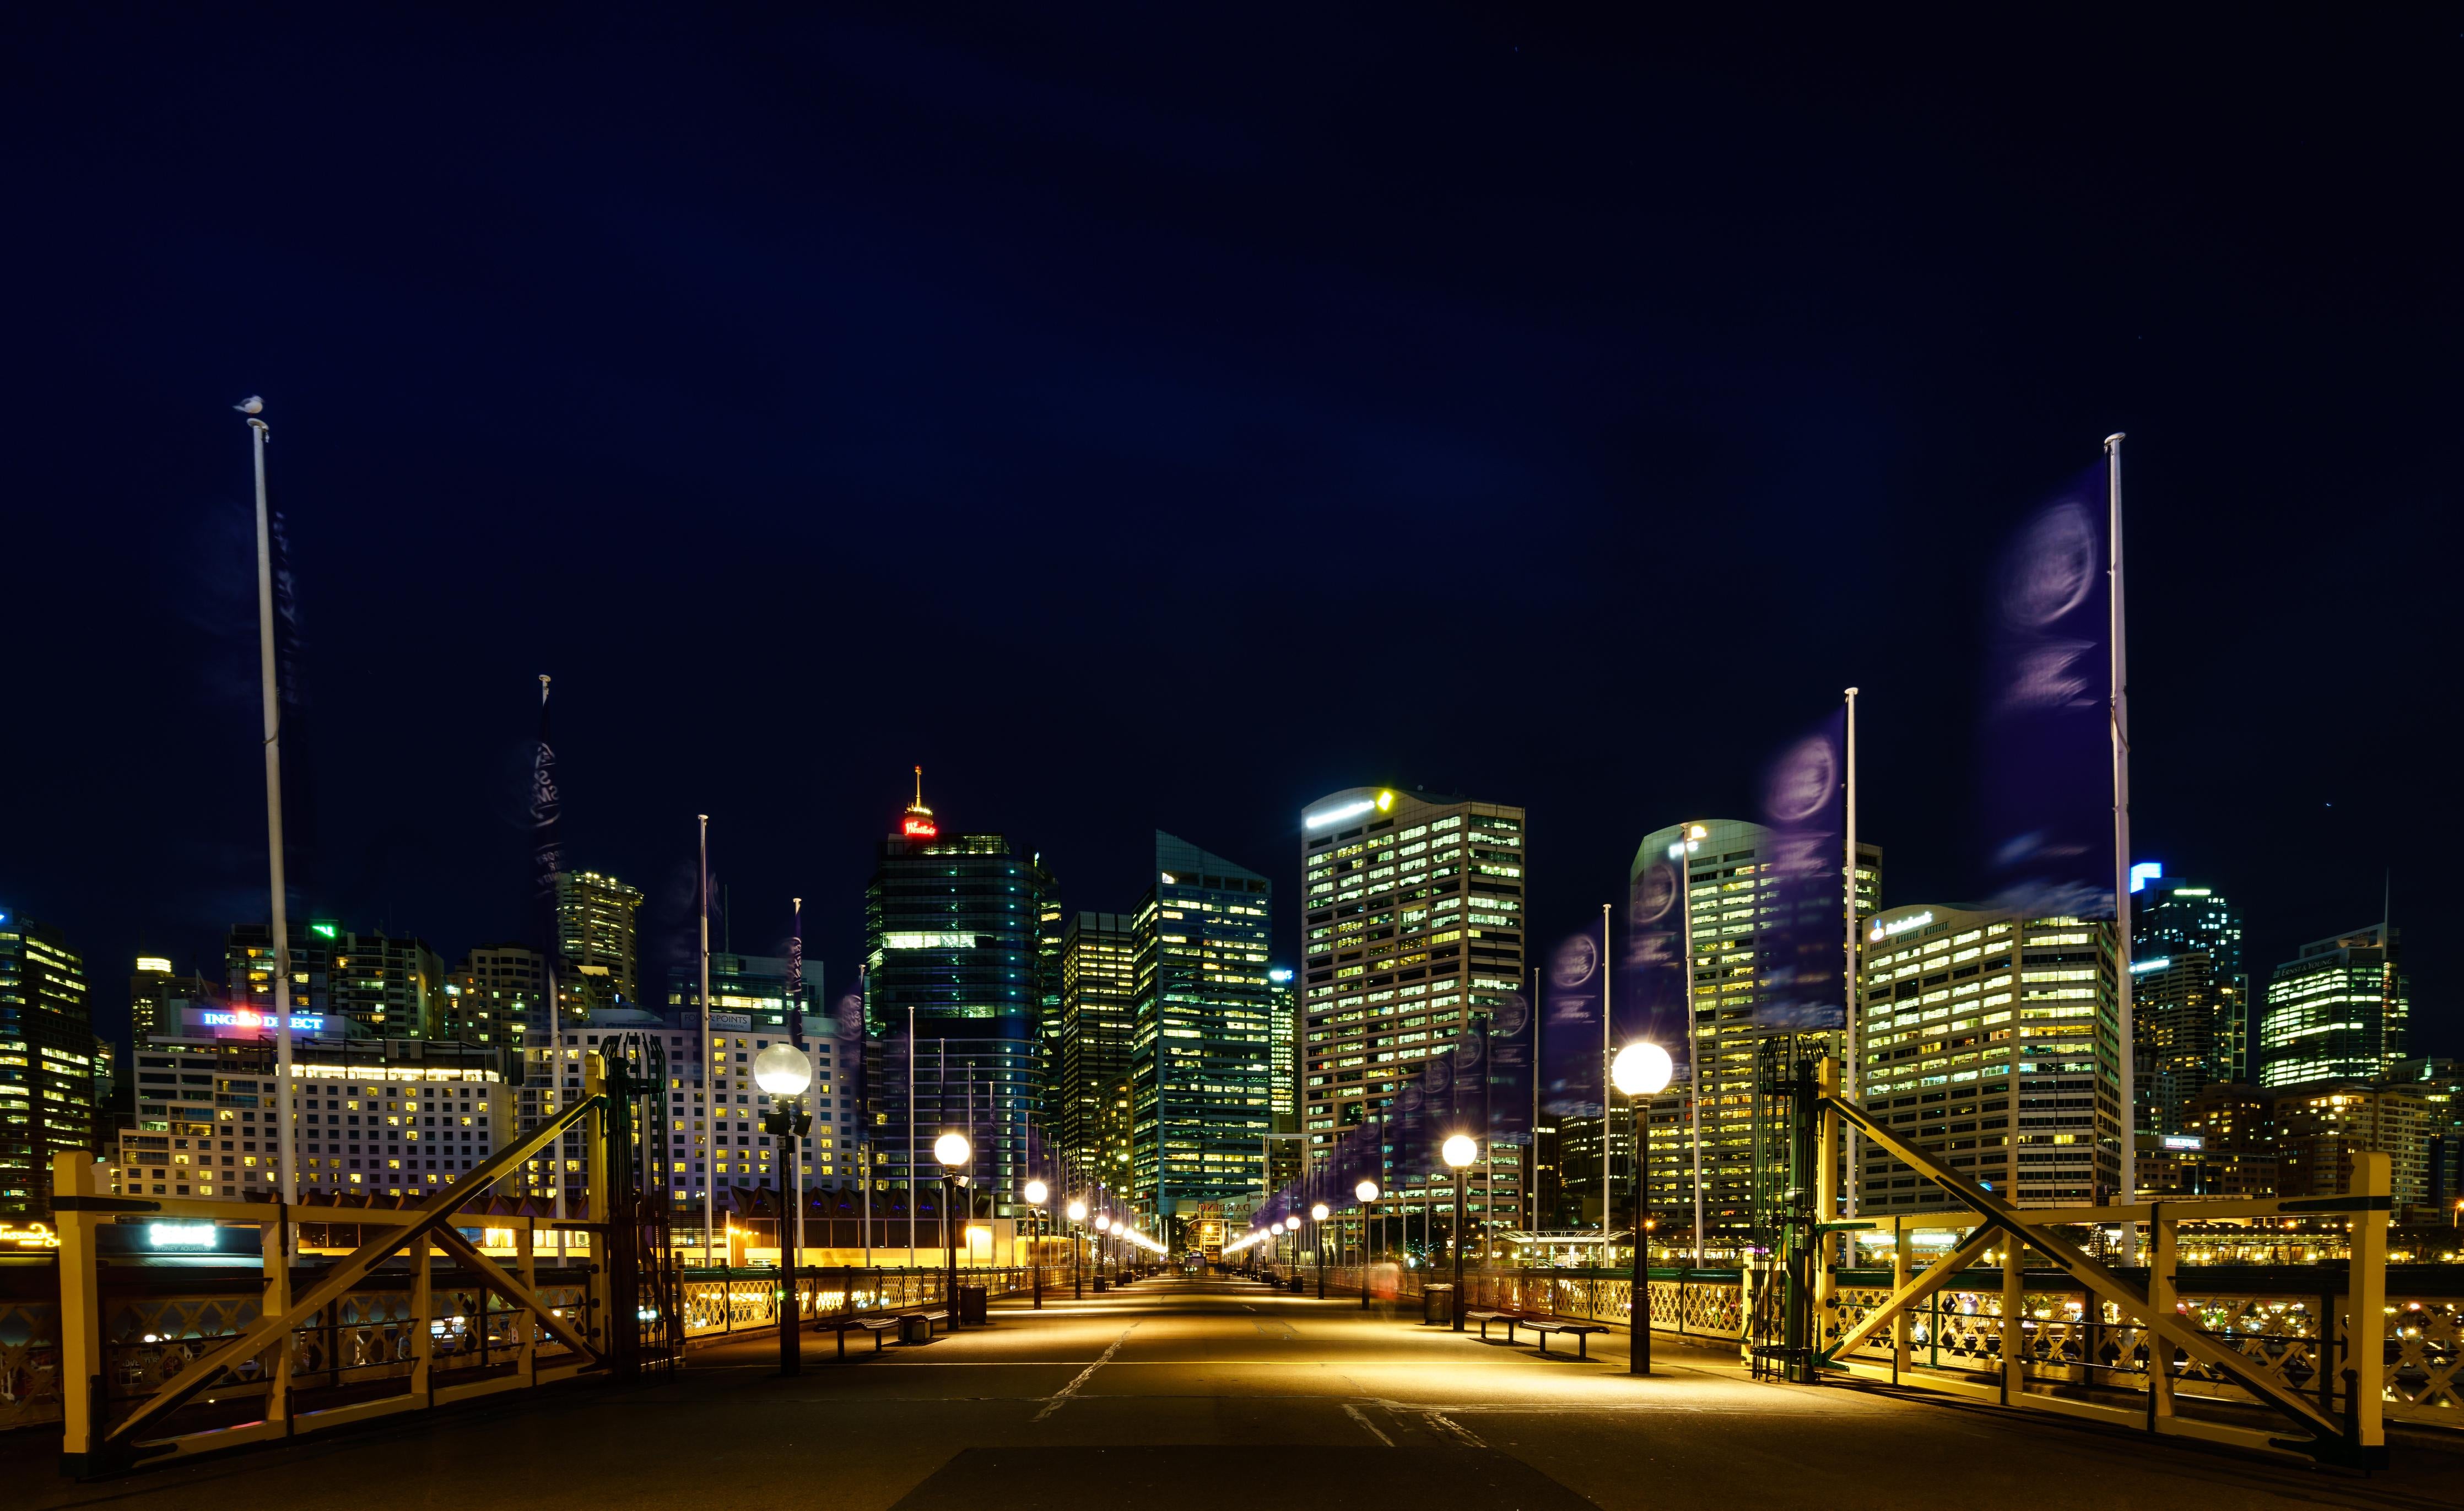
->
xmin=12 ymin=1274 xmax=2463 ymax=1511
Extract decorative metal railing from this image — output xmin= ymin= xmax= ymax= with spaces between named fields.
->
xmin=1304 ymin=1261 xmax=2459 ymax=1432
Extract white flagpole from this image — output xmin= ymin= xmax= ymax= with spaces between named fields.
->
xmin=1843 ymin=687 xmax=1860 ymax=1224
xmin=2106 ymin=433 xmax=2136 ymax=1231
xmin=246 ymin=408 xmax=298 ymax=1225
xmin=545 ymin=677 xmax=565 ymax=1266
xmin=1683 ymin=835 xmax=1704 ymax=1266
xmin=699 ymin=814 xmax=712 ymax=1266
xmin=1599 ymin=903 xmax=1612 ymax=1266
xmin=907 ymin=1005 xmax=917 ymax=1270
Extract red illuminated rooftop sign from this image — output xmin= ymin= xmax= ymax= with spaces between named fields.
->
xmin=903 ymin=815 xmax=938 ymax=839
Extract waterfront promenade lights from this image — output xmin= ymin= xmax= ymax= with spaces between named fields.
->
xmin=1067 ymin=1198 xmax=1088 ymax=1298
xmin=1355 ymin=1181 xmax=1380 ymax=1310
xmin=752 ymin=1044 xmax=814 ymax=1377
xmin=1024 ymin=1179 xmax=1050 ymax=1309
xmin=935 ymin=1133 xmax=971 ymax=1317
xmin=1442 ymin=1135 xmax=1478 ymax=1331
xmin=1611 ymin=1041 xmax=1676 ymax=1377
xmin=1311 ymin=1204 xmax=1331 ymax=1299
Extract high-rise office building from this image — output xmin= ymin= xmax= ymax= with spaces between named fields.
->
xmin=1628 ymin=818 xmax=1881 ymax=1244
xmin=862 ymin=782 xmax=1053 ymax=1222
xmin=0 ymin=908 xmax=96 ymax=1218
xmin=554 ymin=869 xmax=643 ymax=1007
xmin=444 ymin=943 xmax=554 ymax=1047
xmin=1060 ymin=911 xmax=1138 ymax=1182
xmin=1036 ymin=880 xmax=1065 ymax=1132
xmin=1130 ymin=832 xmax=1273 ymax=1218
xmin=2131 ymin=949 xmax=2229 ymax=1135
xmin=130 ymin=956 xmax=218 ymax=1043
xmin=1856 ymin=904 xmax=2125 ymax=1208
xmin=227 ymin=921 xmax=447 ymax=1040
xmin=2261 ymin=924 xmax=2407 ymax=1088
xmin=1267 ymin=968 xmax=1296 ymax=1118
xmin=1299 ymin=787 xmax=1527 ymax=1231
xmin=2132 ymin=870 xmax=2250 ymax=1081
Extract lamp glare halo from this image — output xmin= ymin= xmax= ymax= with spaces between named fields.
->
xmin=933 ymin=1132 xmax=972 ymax=1167
xmin=750 ymin=1043 xmax=812 ymax=1096
xmin=1611 ymin=1041 xmax=1676 ymax=1097
xmin=1442 ymin=1134 xmax=1478 ymax=1169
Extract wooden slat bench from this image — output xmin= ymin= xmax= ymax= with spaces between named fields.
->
xmin=1525 ymin=1319 xmax=1609 ymax=1359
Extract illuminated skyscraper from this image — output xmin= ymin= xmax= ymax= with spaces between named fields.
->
xmin=862 ymin=781 xmax=1054 ymax=1222
xmin=2261 ymin=924 xmax=2407 ymax=1088
xmin=2130 ymin=949 xmax=2229 ymax=1134
xmin=129 ymin=956 xmax=217 ymax=1043
xmin=0 ymin=908 xmax=94 ymax=1218
xmin=1130 ymin=833 xmax=1274 ymax=1218
xmin=1060 ymin=911 xmax=1138 ymax=1181
xmin=1299 ymin=787 xmax=1527 ymax=1229
xmin=1627 ymin=818 xmax=1882 ymax=1245
xmin=226 ymin=921 xmax=446 ymax=1040
xmin=1857 ymin=904 xmax=2125 ymax=1209
xmin=2132 ymin=870 xmax=2249 ymax=1081
xmin=1267 ymin=967 xmax=1296 ymax=1118
xmin=554 ymin=869 xmax=643 ymax=1008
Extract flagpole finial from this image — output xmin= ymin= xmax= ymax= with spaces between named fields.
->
xmin=2104 ymin=432 xmax=2126 ymax=450
xmin=1844 ymin=686 xmax=1859 ymax=697
xmin=793 ymin=896 xmax=802 ymax=911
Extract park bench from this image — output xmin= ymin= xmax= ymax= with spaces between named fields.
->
xmin=1524 ymin=1319 xmax=1609 ymax=1359
xmin=1465 ymin=1309 xmax=1533 ymax=1344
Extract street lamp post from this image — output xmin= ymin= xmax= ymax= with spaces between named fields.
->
xmin=1311 ymin=1203 xmax=1331 ymax=1299
xmin=1356 ymin=1180 xmax=1380 ymax=1310
xmin=1443 ymin=1135 xmax=1477 ymax=1331
xmin=1024 ymin=1179 xmax=1050 ymax=1309
xmin=936 ymin=1132 xmax=971 ymax=1321
xmin=1067 ymin=1197 xmax=1088 ymax=1298
xmin=753 ymin=1044 xmax=815 ymax=1377
xmin=1611 ymin=1041 xmax=1676 ymax=1377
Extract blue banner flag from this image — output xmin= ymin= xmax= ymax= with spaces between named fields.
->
xmin=1755 ymin=708 xmax=1848 ymax=1029
xmin=1485 ymin=989 xmax=1535 ymax=1143
xmin=1539 ymin=927 xmax=1604 ymax=1119
xmin=1982 ymin=467 xmax=2115 ymax=920
xmin=1617 ymin=851 xmax=1693 ymax=1069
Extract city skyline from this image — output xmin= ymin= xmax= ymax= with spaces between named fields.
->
xmin=3 ymin=10 xmax=2451 ymax=1078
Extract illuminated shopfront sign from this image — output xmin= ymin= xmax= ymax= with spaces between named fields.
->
xmin=147 ymin=1223 xmax=217 ymax=1249
xmin=1868 ymin=910 xmax=1935 ymax=942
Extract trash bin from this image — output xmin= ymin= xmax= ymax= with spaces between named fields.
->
xmin=1093 ymin=1276 xmax=1109 ymax=1293
xmin=1422 ymin=1283 xmax=1455 ymax=1325
xmin=1288 ymin=1275 xmax=1305 ymax=1294
xmin=898 ymin=1312 xmax=933 ymax=1345
xmin=958 ymin=1285 xmax=987 ymax=1325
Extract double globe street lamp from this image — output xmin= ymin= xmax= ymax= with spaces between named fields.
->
xmin=1611 ymin=1040 xmax=1676 ymax=1375
xmin=751 ymin=1043 xmax=815 ymax=1377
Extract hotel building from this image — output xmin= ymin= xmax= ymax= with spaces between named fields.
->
xmin=2261 ymin=924 xmax=2407 ymax=1088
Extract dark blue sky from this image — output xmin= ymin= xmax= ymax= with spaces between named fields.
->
xmin=6 ymin=8 xmax=2456 ymax=1060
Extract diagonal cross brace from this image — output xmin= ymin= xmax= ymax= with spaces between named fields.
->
xmin=106 ymin=1094 xmax=606 ymax=1449
xmin=1821 ymin=1093 xmax=2344 ymax=1444
xmin=427 ymin=1226 xmax=598 ymax=1362
xmin=1823 ymin=1226 xmax=1996 ymax=1362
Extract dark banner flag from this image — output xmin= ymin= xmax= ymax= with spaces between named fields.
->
xmin=1983 ymin=466 xmax=2115 ymax=919
xmin=786 ymin=897 xmax=806 ymax=1050
xmin=1394 ymin=1081 xmax=1428 ymax=1181
xmin=1485 ymin=989 xmax=1534 ymax=1144
xmin=1539 ymin=927 xmax=1605 ymax=1119
xmin=1617 ymin=851 xmax=1693 ymax=1068
xmin=530 ymin=676 xmax=563 ymax=953
xmin=1421 ymin=1050 xmax=1457 ymax=1172
xmin=1756 ymin=708 xmax=1848 ymax=1029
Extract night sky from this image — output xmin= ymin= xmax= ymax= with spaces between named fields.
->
xmin=7 ymin=9 xmax=2456 ymax=1065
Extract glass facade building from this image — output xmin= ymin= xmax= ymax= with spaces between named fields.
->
xmin=1130 ymin=832 xmax=1273 ymax=1217
xmin=226 ymin=921 xmax=446 ymax=1040
xmin=2261 ymin=924 xmax=2407 ymax=1088
xmin=862 ymin=823 xmax=1055 ymax=1222
xmin=0 ymin=910 xmax=94 ymax=1218
xmin=2132 ymin=872 xmax=2250 ymax=1082
xmin=1060 ymin=911 xmax=1138 ymax=1185
xmin=554 ymin=868 xmax=644 ymax=1009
